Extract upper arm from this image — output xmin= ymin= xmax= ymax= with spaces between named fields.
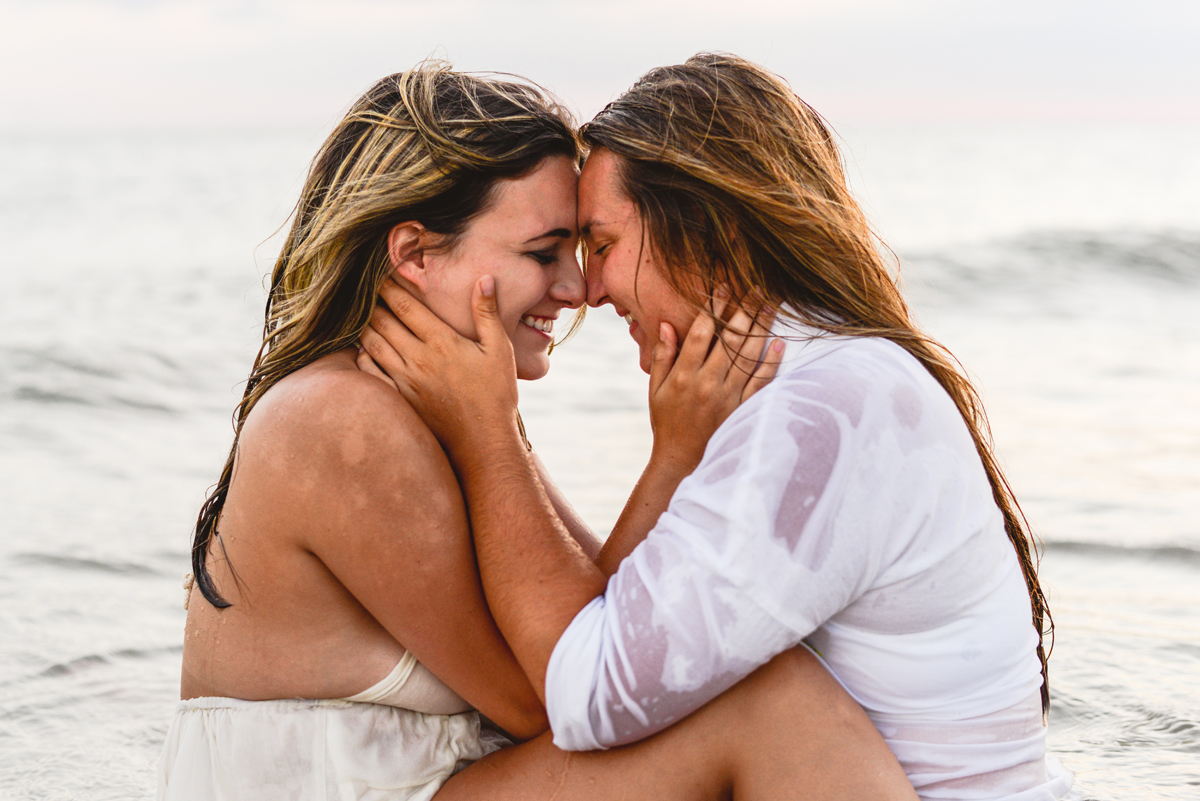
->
xmin=261 ymin=372 xmax=546 ymax=737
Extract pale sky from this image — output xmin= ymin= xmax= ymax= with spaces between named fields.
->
xmin=1 ymin=0 xmax=1197 ymax=131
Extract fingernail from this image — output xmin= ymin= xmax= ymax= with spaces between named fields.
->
xmin=480 ymin=275 xmax=495 ymax=298
xmin=772 ymin=339 xmax=784 ymax=353
xmin=660 ymin=322 xmax=672 ymax=341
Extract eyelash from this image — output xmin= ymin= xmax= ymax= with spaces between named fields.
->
xmin=590 ymin=244 xmax=609 ymax=257
xmin=528 ymin=250 xmax=556 ymax=266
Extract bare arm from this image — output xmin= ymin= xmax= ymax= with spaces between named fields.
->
xmin=447 ymin=414 xmax=602 ymax=701
xmin=532 ymin=449 xmax=604 ymax=562
xmin=596 ymin=455 xmax=692 ymax=576
xmin=360 ymin=276 xmax=778 ymax=694
xmin=598 ymin=310 xmax=782 ymax=576
xmin=355 ymin=350 xmax=602 ymax=564
xmin=249 ymin=364 xmax=548 ymax=737
xmin=354 ymin=352 xmax=600 ymax=562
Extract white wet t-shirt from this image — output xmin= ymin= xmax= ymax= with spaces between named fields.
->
xmin=545 ymin=320 xmax=1074 ymax=801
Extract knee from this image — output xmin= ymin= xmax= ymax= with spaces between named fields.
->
xmin=742 ymin=647 xmax=863 ymax=724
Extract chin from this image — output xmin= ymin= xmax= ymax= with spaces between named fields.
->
xmin=516 ymin=355 xmax=551 ymax=381
xmin=638 ymin=350 xmax=653 ymax=375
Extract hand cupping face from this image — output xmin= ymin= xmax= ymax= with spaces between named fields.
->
xmin=387 ymin=154 xmax=584 ymax=383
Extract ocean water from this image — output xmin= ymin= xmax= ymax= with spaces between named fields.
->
xmin=0 ymin=123 xmax=1197 ymax=799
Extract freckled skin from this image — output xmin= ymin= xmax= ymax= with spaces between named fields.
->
xmin=181 ymin=350 xmax=549 ymax=739
xmin=579 ymin=148 xmax=699 ymax=375
xmin=399 ymin=155 xmax=585 ymax=381
xmin=179 ymin=156 xmax=595 ymax=741
xmin=180 ymin=144 xmax=916 ymax=801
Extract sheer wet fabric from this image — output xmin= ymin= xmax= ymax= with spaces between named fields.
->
xmin=546 ymin=323 xmax=1072 ymax=800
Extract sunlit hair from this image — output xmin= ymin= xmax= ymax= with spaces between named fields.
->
xmin=192 ymin=62 xmax=578 ymax=609
xmin=580 ymin=52 xmax=1053 ymax=713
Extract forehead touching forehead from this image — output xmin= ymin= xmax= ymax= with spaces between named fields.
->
xmin=476 ymin=154 xmax=579 ymax=243
xmin=578 ymin=148 xmax=636 ymax=239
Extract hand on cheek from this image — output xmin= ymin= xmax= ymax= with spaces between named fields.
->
xmin=646 ymin=298 xmax=782 ymax=473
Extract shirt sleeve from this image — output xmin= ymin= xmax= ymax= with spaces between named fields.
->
xmin=545 ymin=361 xmax=904 ymax=750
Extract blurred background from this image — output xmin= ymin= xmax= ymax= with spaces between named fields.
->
xmin=1 ymin=1 xmax=1197 ymax=798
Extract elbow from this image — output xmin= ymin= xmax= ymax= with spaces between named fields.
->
xmin=479 ymin=678 xmax=551 ymax=742
xmin=495 ymin=702 xmax=550 ymax=743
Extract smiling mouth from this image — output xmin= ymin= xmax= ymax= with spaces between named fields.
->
xmin=520 ymin=315 xmax=554 ymax=334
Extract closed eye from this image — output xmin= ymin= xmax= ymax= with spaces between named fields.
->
xmin=528 ymin=250 xmax=557 ymax=266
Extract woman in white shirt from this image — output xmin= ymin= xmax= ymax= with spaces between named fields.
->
xmin=361 ymin=53 xmax=1072 ymax=800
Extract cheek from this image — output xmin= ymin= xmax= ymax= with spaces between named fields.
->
xmin=497 ymin=267 xmax=552 ymax=325
xmin=637 ymin=270 xmax=688 ymax=330
xmin=667 ymin=300 xmax=698 ymax=338
xmin=611 ymin=255 xmax=641 ymax=301
xmin=502 ymin=306 xmax=526 ymax=334
xmin=653 ymin=272 xmax=699 ymax=333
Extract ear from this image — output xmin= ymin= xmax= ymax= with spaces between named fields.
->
xmin=387 ymin=221 xmax=429 ymax=290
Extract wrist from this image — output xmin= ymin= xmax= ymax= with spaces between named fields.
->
xmin=646 ymin=444 xmax=701 ymax=483
xmin=430 ymin=390 xmax=514 ymax=449
xmin=447 ymin=410 xmax=527 ymax=472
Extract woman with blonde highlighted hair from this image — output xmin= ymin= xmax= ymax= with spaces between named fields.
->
xmin=362 ymin=53 xmax=1074 ymax=800
xmin=163 ymin=62 xmax=913 ymax=800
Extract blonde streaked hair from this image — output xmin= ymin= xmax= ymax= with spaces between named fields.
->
xmin=581 ymin=52 xmax=1053 ymax=713
xmin=192 ymin=63 xmax=578 ymax=608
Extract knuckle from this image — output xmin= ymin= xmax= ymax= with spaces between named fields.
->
xmin=363 ymin=338 xmax=385 ymax=359
xmin=390 ymin=294 xmax=412 ymax=316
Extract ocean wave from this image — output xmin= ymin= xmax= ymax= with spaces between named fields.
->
xmin=13 ymin=552 xmax=162 ymax=576
xmin=36 ymin=653 xmax=110 ymax=679
xmin=1044 ymin=540 xmax=1200 ymax=567
xmin=903 ymin=228 xmax=1200 ymax=297
xmin=12 ymin=386 xmax=92 ymax=406
xmin=0 ymin=343 xmax=206 ymax=416
xmin=14 ymin=646 xmax=182 ymax=683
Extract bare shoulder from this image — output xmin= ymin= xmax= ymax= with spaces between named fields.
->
xmin=235 ymin=350 xmax=459 ymax=528
xmin=245 ymin=350 xmax=434 ymax=461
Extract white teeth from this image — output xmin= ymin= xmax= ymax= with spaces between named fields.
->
xmin=624 ymin=314 xmax=633 ymax=325
xmin=521 ymin=315 xmax=553 ymax=334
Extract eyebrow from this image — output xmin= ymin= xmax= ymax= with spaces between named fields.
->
xmin=522 ymin=228 xmax=573 ymax=244
xmin=580 ymin=221 xmax=605 ymax=238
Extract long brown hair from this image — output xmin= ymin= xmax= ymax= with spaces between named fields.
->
xmin=581 ymin=52 xmax=1053 ymax=713
xmin=192 ymin=63 xmax=578 ymax=609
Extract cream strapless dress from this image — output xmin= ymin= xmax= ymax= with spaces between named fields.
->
xmin=157 ymin=650 xmax=510 ymax=801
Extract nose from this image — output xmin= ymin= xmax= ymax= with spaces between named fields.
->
xmin=585 ymin=257 xmax=608 ymax=309
xmin=550 ymin=252 xmax=586 ymax=309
